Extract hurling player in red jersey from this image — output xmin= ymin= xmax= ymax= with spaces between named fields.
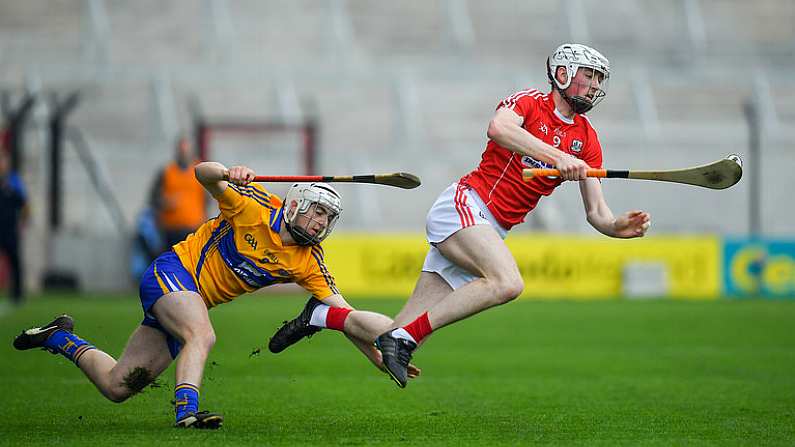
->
xmin=367 ymin=43 xmax=652 ymax=387
xmin=269 ymin=43 xmax=650 ymax=388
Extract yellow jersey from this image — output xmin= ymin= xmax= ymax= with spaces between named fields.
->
xmin=173 ymin=183 xmax=339 ymax=308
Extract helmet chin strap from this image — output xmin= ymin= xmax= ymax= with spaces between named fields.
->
xmin=285 ymin=221 xmax=317 ymax=246
xmin=559 ymin=87 xmax=593 ymax=114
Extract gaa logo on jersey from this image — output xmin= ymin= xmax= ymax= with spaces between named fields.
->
xmin=244 ymin=233 xmax=258 ymax=250
xmin=570 ymin=140 xmax=583 ymax=153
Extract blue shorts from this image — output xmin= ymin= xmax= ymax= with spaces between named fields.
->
xmin=138 ymin=250 xmax=199 ymax=359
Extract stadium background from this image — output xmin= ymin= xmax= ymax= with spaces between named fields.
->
xmin=1 ymin=1 xmax=794 ymax=445
xmin=1 ymin=0 xmax=794 ymax=298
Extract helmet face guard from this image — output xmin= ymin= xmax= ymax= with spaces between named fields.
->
xmin=547 ymin=43 xmax=610 ymax=114
xmin=283 ymin=182 xmax=342 ymax=246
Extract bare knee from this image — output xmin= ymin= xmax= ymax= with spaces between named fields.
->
xmin=103 ymin=379 xmax=135 ymax=403
xmin=105 ymin=387 xmax=133 ymax=403
xmin=502 ymin=277 xmax=525 ymax=303
xmin=183 ymin=326 xmax=216 ymax=351
xmin=486 ymin=274 xmax=524 ymax=305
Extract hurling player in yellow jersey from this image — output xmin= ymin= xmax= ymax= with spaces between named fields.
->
xmin=12 ymin=161 xmax=415 ymax=429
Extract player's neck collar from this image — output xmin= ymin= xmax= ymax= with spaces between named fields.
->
xmin=553 ymin=107 xmax=575 ymax=125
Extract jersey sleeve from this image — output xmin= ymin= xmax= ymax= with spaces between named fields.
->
xmin=580 ymin=120 xmax=603 ymax=169
xmin=214 ymin=183 xmax=276 ymax=223
xmin=496 ymin=90 xmax=540 ymax=125
xmin=296 ymin=246 xmax=340 ymax=299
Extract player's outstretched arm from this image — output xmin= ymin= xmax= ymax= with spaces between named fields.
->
xmin=579 ymin=178 xmax=651 ymax=238
xmin=323 ymin=295 xmax=421 ymax=379
xmin=195 ymin=161 xmax=255 ymax=196
xmin=269 ymin=293 xmax=421 ymax=378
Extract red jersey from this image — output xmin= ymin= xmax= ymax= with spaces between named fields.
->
xmin=459 ymin=88 xmax=603 ymax=230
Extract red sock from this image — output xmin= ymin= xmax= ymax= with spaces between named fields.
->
xmin=403 ymin=312 xmax=433 ymax=343
xmin=326 ymin=307 xmax=352 ymax=331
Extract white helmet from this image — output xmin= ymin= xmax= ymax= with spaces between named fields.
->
xmin=546 ymin=43 xmax=610 ymax=114
xmin=283 ymin=182 xmax=342 ymax=246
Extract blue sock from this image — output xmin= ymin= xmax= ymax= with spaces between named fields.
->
xmin=175 ymin=383 xmax=200 ymax=421
xmin=44 ymin=329 xmax=96 ymax=364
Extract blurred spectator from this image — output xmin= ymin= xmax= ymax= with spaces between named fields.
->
xmin=0 ymin=147 xmax=29 ymax=305
xmin=148 ymin=135 xmax=206 ymax=249
xmin=129 ymin=207 xmax=164 ymax=281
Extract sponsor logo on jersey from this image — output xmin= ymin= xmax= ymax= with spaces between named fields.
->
xmin=521 ymin=155 xmax=553 ymax=169
xmin=521 ymin=156 xmax=558 ymax=180
xmin=259 ymin=250 xmax=278 ymax=264
xmin=233 ymin=261 xmax=267 ymax=287
xmin=570 ymin=140 xmax=583 ymax=153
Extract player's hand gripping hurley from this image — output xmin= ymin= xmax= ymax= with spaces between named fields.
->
xmin=523 ymin=154 xmax=743 ymax=190
xmin=224 ymin=171 xmax=421 ymax=189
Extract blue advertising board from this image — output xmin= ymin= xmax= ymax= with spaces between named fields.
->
xmin=724 ymin=239 xmax=795 ymax=297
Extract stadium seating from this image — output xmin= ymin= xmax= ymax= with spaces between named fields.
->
xmin=1 ymin=1 xmax=794 ymax=289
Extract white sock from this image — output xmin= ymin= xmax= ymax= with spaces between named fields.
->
xmin=309 ymin=304 xmax=330 ymax=328
xmin=390 ymin=328 xmax=417 ymax=344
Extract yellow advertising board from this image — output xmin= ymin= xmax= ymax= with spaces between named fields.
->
xmin=322 ymin=233 xmax=722 ymax=299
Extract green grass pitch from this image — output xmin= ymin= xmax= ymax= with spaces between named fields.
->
xmin=1 ymin=294 xmax=794 ymax=446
